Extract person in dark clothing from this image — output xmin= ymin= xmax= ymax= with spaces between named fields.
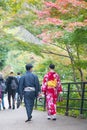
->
xmin=19 ymin=64 xmax=40 ymax=122
xmin=0 ymin=73 xmax=6 ymax=110
xmin=0 ymin=91 xmax=2 ymax=110
xmin=6 ymin=71 xmax=18 ymax=109
xmin=15 ymin=72 xmax=21 ymax=101
xmin=16 ymin=72 xmax=21 ymax=82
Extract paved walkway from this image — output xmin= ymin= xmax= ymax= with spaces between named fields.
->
xmin=0 ymin=106 xmax=87 ymax=130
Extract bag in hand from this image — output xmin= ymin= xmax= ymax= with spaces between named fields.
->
xmin=58 ymin=94 xmax=63 ymax=102
xmin=0 ymin=81 xmax=6 ymax=92
xmin=17 ymin=95 xmax=21 ymax=108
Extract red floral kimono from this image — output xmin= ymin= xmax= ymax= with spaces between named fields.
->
xmin=41 ymin=71 xmax=62 ymax=117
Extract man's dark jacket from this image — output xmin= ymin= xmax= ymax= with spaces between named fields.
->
xmin=19 ymin=71 xmax=40 ymax=98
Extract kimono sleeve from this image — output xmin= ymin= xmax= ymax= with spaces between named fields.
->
xmin=41 ymin=74 xmax=48 ymax=95
xmin=56 ymin=74 xmax=62 ymax=94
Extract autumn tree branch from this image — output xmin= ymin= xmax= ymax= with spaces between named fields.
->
xmin=41 ymin=50 xmax=70 ymax=58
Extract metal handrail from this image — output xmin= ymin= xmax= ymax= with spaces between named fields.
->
xmin=35 ymin=81 xmax=87 ymax=117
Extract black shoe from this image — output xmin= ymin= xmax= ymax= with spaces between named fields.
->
xmin=47 ymin=117 xmax=51 ymax=120
xmin=25 ymin=119 xmax=31 ymax=122
xmin=47 ymin=115 xmax=51 ymax=120
xmin=25 ymin=116 xmax=32 ymax=122
xmin=13 ymin=106 xmax=15 ymax=109
xmin=3 ymin=107 xmax=5 ymax=110
xmin=8 ymin=106 xmax=11 ymax=109
xmin=52 ymin=118 xmax=56 ymax=121
xmin=47 ymin=118 xmax=51 ymax=120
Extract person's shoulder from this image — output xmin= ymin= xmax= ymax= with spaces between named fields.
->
xmin=44 ymin=72 xmax=49 ymax=77
xmin=54 ymin=72 xmax=60 ymax=78
xmin=32 ymin=73 xmax=36 ymax=77
xmin=7 ymin=76 xmax=10 ymax=78
xmin=2 ymin=78 xmax=5 ymax=82
xmin=20 ymin=75 xmax=25 ymax=78
xmin=14 ymin=76 xmax=18 ymax=80
xmin=17 ymin=75 xmax=24 ymax=82
xmin=14 ymin=76 xmax=17 ymax=78
xmin=6 ymin=76 xmax=11 ymax=80
xmin=32 ymin=73 xmax=38 ymax=78
xmin=20 ymin=75 xmax=25 ymax=79
xmin=0 ymin=78 xmax=3 ymax=80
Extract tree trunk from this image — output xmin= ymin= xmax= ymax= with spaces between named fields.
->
xmin=66 ymin=44 xmax=81 ymax=96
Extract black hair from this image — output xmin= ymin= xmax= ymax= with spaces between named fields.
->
xmin=25 ymin=64 xmax=33 ymax=71
xmin=10 ymin=72 xmax=14 ymax=74
xmin=49 ymin=64 xmax=55 ymax=69
xmin=17 ymin=72 xmax=21 ymax=75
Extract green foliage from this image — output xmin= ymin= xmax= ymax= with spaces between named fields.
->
xmin=15 ymin=40 xmax=43 ymax=56
xmin=58 ymin=27 xmax=87 ymax=45
xmin=69 ymin=110 xmax=80 ymax=118
xmin=0 ymin=0 xmax=87 ymax=118
xmin=4 ymin=11 xmax=41 ymax=36
xmin=0 ymin=44 xmax=8 ymax=70
xmin=35 ymin=59 xmax=60 ymax=74
xmin=0 ymin=0 xmax=23 ymax=12
xmin=57 ymin=26 xmax=87 ymax=81
xmin=71 ymin=27 xmax=87 ymax=45
xmin=57 ymin=83 xmax=87 ymax=118
xmin=75 ymin=60 xmax=87 ymax=69
xmin=34 ymin=58 xmax=74 ymax=83
xmin=28 ymin=0 xmax=41 ymax=4
xmin=0 ymin=0 xmax=7 ymax=10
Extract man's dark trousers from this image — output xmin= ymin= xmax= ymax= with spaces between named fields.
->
xmin=24 ymin=91 xmax=35 ymax=119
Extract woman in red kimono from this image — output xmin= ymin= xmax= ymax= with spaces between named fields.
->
xmin=41 ymin=64 xmax=62 ymax=120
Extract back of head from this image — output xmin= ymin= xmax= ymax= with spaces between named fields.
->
xmin=17 ymin=72 xmax=21 ymax=75
xmin=49 ymin=64 xmax=55 ymax=69
xmin=25 ymin=64 xmax=33 ymax=71
xmin=9 ymin=70 xmax=14 ymax=76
